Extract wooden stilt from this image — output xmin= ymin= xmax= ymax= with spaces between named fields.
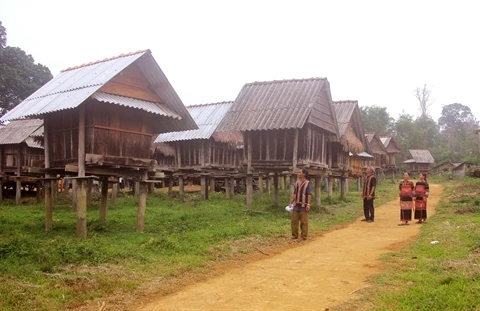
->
xmin=136 ymin=181 xmax=148 ymax=233
xmin=178 ymin=174 xmax=185 ymax=202
xmin=111 ymin=182 xmax=118 ymax=208
xmin=246 ymin=173 xmax=253 ymax=209
xmin=75 ymin=178 xmax=87 ymax=238
xmin=258 ymin=173 xmax=264 ymax=193
xmin=99 ymin=176 xmax=108 ymax=221
xmin=315 ymin=176 xmax=321 ymax=208
xmin=229 ymin=175 xmax=234 ymax=199
xmin=273 ymin=172 xmax=279 ymax=207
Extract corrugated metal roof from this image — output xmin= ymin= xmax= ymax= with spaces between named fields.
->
xmin=408 ymin=149 xmax=435 ymax=163
xmin=217 ymin=78 xmax=338 ymax=134
xmin=0 ymin=50 xmax=197 ymax=132
xmin=365 ymin=131 xmax=387 ymax=154
xmin=380 ymin=135 xmax=403 ymax=153
xmin=155 ymin=102 xmax=233 ymax=142
xmin=333 ymin=101 xmax=357 ymax=136
xmin=92 ymin=92 xmax=181 ymax=118
xmin=0 ymin=119 xmax=43 ymax=145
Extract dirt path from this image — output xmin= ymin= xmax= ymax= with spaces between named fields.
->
xmin=136 ymin=184 xmax=442 ymax=311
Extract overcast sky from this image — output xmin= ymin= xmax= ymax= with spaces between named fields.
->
xmin=1 ymin=0 xmax=479 ymax=122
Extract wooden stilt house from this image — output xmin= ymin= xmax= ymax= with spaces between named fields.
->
xmin=403 ymin=149 xmax=435 ymax=173
xmin=364 ymin=132 xmax=388 ymax=169
xmin=152 ymin=102 xmax=243 ymax=199
xmin=217 ymin=78 xmax=340 ymax=208
xmin=0 ymin=49 xmax=197 ymax=236
xmin=0 ymin=119 xmax=44 ymax=203
xmin=380 ymin=135 xmax=403 ymax=173
xmin=333 ymin=101 xmax=373 ymax=178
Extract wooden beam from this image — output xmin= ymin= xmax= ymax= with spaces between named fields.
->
xmin=292 ymin=128 xmax=299 ymax=171
xmin=100 ymin=176 xmax=108 ymax=221
xmin=78 ymin=105 xmax=86 ymax=177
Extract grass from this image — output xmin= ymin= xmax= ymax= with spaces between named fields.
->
xmin=336 ymin=175 xmax=480 ymax=311
xmin=1 ymin=176 xmax=474 ymax=310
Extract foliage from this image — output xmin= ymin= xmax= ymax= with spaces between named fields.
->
xmin=413 ymin=84 xmax=433 ymax=117
xmin=359 ymin=105 xmax=395 ymax=135
xmin=438 ymin=103 xmax=479 ymax=163
xmin=0 ymin=20 xmax=53 ymax=117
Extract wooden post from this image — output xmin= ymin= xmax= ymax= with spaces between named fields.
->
xmin=168 ymin=177 xmax=173 ymax=197
xmin=0 ymin=178 xmax=4 ymax=204
xmin=229 ymin=175 xmax=235 ymax=199
xmin=314 ymin=176 xmax=321 ymax=208
xmin=357 ymin=177 xmax=361 ymax=192
xmin=280 ymin=174 xmax=286 ymax=192
xmin=86 ymin=178 xmax=93 ymax=206
xmin=200 ymin=174 xmax=209 ymax=200
xmin=78 ymin=106 xmax=86 ymax=177
xmin=328 ymin=175 xmax=333 ymax=199
xmin=136 ymin=181 xmax=148 ymax=233
xmin=340 ymin=177 xmax=346 ymax=200
xmin=210 ymin=176 xmax=215 ymax=193
xmin=111 ymin=182 xmax=118 ymax=208
xmin=43 ymin=119 xmax=53 ymax=231
xmin=247 ymin=132 xmax=252 ymax=173
xmin=292 ymin=128 xmax=298 ymax=170
xmin=134 ymin=181 xmax=140 ymax=197
xmin=75 ymin=178 xmax=87 ymax=238
xmin=258 ymin=173 xmax=263 ymax=193
xmin=0 ymin=146 xmax=3 ymax=204
xmin=178 ymin=174 xmax=185 ymax=202
xmin=44 ymin=179 xmax=53 ymax=231
xmin=273 ymin=172 xmax=279 ymax=207
xmin=224 ymin=177 xmax=229 ymax=197
xmin=100 ymin=177 xmax=108 ymax=221
xmin=266 ymin=174 xmax=271 ymax=194
xmin=290 ymin=173 xmax=297 ymax=195
xmin=246 ymin=173 xmax=253 ymax=210
xmin=16 ymin=148 xmax=21 ymax=205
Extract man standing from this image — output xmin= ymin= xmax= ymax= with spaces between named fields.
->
xmin=361 ymin=166 xmax=376 ymax=222
xmin=289 ymin=168 xmax=312 ymax=240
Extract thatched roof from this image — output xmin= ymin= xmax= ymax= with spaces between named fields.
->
xmin=340 ymin=123 xmax=364 ymax=154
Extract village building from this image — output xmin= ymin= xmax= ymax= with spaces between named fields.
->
xmin=380 ymin=135 xmax=403 ymax=173
xmin=364 ymin=132 xmax=388 ymax=170
xmin=333 ymin=100 xmax=373 ymax=193
xmin=0 ymin=119 xmax=44 ymax=204
xmin=403 ymin=149 xmax=435 ymax=173
xmin=153 ymin=101 xmax=243 ymax=200
xmin=217 ymin=78 xmax=340 ymax=208
xmin=0 ymin=49 xmax=197 ymax=237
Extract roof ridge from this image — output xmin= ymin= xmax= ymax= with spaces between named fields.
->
xmin=60 ymin=49 xmax=151 ymax=72
xmin=333 ymin=100 xmax=358 ymax=104
xmin=245 ymin=77 xmax=327 ymax=86
xmin=186 ymin=101 xmax=233 ymax=108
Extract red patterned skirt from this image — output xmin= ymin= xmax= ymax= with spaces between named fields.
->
xmin=414 ymin=199 xmax=427 ymax=220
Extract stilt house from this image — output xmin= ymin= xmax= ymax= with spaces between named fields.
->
xmin=364 ymin=132 xmax=388 ymax=169
xmin=0 ymin=119 xmax=44 ymax=202
xmin=380 ymin=135 xmax=403 ymax=172
xmin=333 ymin=101 xmax=373 ymax=178
xmin=0 ymin=49 xmax=197 ymax=236
xmin=403 ymin=149 xmax=435 ymax=173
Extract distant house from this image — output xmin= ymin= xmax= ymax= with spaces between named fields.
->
xmin=452 ymin=162 xmax=475 ymax=177
xmin=433 ymin=161 xmax=459 ymax=174
xmin=403 ymin=149 xmax=435 ymax=173
xmin=364 ymin=132 xmax=387 ymax=169
xmin=380 ymin=135 xmax=403 ymax=171
xmin=0 ymin=119 xmax=44 ymax=203
xmin=333 ymin=100 xmax=373 ymax=178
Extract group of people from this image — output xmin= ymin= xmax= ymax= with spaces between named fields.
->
xmin=362 ymin=167 xmax=430 ymax=225
xmin=288 ymin=167 xmax=430 ymax=241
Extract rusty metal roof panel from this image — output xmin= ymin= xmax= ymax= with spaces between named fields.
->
xmin=155 ymin=102 xmax=233 ymax=142
xmin=218 ymin=78 xmax=338 ymax=133
xmin=0 ymin=119 xmax=43 ymax=145
xmin=92 ymin=92 xmax=181 ymax=118
xmin=1 ymin=50 xmax=197 ymax=132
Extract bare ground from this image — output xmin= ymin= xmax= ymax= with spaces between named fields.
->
xmin=73 ymin=184 xmax=442 ymax=311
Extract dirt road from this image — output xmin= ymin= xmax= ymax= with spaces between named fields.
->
xmin=136 ymin=184 xmax=442 ymax=311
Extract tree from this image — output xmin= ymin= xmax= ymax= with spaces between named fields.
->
xmin=438 ymin=103 xmax=479 ymax=162
xmin=413 ymin=84 xmax=433 ymax=117
xmin=0 ymin=21 xmax=6 ymax=48
xmin=0 ymin=21 xmax=52 ymax=116
xmin=359 ymin=105 xmax=394 ymax=135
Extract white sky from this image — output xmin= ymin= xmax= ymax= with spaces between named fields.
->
xmin=1 ymin=0 xmax=479 ymax=122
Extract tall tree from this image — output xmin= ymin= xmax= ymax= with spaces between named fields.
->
xmin=0 ymin=21 xmax=6 ymax=48
xmin=438 ymin=103 xmax=479 ymax=162
xmin=413 ymin=84 xmax=433 ymax=117
xmin=0 ymin=21 xmax=52 ymax=117
xmin=359 ymin=105 xmax=394 ymax=135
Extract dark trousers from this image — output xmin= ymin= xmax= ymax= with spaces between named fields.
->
xmin=363 ymin=199 xmax=374 ymax=220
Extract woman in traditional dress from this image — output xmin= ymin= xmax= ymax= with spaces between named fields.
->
xmin=399 ymin=172 xmax=414 ymax=226
xmin=414 ymin=172 xmax=430 ymax=223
